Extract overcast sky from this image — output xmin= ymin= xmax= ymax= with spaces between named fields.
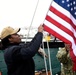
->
xmin=0 ymin=0 xmax=53 ymax=31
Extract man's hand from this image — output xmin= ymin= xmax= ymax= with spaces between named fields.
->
xmin=38 ymin=25 xmax=44 ymax=33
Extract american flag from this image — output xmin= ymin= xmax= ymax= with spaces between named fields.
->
xmin=43 ymin=0 xmax=76 ymax=70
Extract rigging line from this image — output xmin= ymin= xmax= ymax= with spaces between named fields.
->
xmin=41 ymin=0 xmax=53 ymax=74
xmin=42 ymin=34 xmax=48 ymax=75
xmin=25 ymin=0 xmax=40 ymax=43
xmin=46 ymin=39 xmax=52 ymax=75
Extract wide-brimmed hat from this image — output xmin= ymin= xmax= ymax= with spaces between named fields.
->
xmin=0 ymin=26 xmax=20 ymax=39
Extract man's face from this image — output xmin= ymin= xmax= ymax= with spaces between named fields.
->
xmin=9 ymin=33 xmax=21 ymax=43
xmin=65 ymin=43 xmax=71 ymax=51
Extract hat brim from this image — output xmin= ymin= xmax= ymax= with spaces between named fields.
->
xmin=0 ymin=27 xmax=20 ymax=39
xmin=10 ymin=28 xmax=20 ymax=35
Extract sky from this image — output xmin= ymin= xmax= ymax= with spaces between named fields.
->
xmin=0 ymin=0 xmax=75 ymax=46
xmin=0 ymin=0 xmax=53 ymax=32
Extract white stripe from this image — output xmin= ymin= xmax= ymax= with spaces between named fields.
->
xmin=73 ymin=46 xmax=76 ymax=56
xmin=48 ymin=10 xmax=73 ymax=31
xmin=47 ymin=10 xmax=75 ymax=34
xmin=44 ymin=20 xmax=75 ymax=44
xmin=73 ymin=30 xmax=76 ymax=38
xmin=52 ymin=1 xmax=76 ymax=25
xmin=44 ymin=20 xmax=76 ymax=49
xmin=44 ymin=20 xmax=76 ymax=55
xmin=70 ymin=15 xmax=76 ymax=26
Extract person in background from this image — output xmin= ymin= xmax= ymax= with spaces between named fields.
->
xmin=56 ymin=43 xmax=76 ymax=75
xmin=38 ymin=47 xmax=48 ymax=58
xmin=0 ymin=25 xmax=43 ymax=75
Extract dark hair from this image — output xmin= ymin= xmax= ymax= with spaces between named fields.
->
xmin=1 ymin=35 xmax=11 ymax=49
xmin=0 ymin=42 xmax=3 ymax=50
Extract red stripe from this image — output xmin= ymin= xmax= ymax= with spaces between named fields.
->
xmin=43 ymin=24 xmax=71 ymax=44
xmin=70 ymin=49 xmax=76 ymax=71
xmin=50 ymin=6 xmax=76 ymax=30
xmin=70 ymin=49 xmax=76 ymax=62
xmin=45 ymin=15 xmax=76 ymax=44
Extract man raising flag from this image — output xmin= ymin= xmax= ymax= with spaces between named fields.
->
xmin=43 ymin=0 xmax=76 ymax=71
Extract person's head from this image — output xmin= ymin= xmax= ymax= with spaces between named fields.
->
xmin=0 ymin=26 xmax=21 ymax=48
xmin=64 ymin=43 xmax=71 ymax=51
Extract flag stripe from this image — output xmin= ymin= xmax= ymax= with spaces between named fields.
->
xmin=44 ymin=20 xmax=75 ymax=45
xmin=44 ymin=17 xmax=76 ymax=55
xmin=45 ymin=15 xmax=76 ymax=44
xmin=47 ymin=9 xmax=76 ymax=39
xmin=44 ymin=24 xmax=71 ymax=43
xmin=47 ymin=10 xmax=75 ymax=32
xmin=51 ymin=1 xmax=76 ymax=26
xmin=44 ymin=21 xmax=76 ymax=55
xmin=50 ymin=6 xmax=76 ymax=30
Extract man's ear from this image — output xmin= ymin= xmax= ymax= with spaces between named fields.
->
xmin=8 ymin=37 xmax=13 ymax=43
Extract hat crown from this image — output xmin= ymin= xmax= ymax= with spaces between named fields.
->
xmin=0 ymin=26 xmax=20 ymax=39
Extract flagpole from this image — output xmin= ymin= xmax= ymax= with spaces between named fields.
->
xmin=42 ymin=0 xmax=54 ymax=75
xmin=24 ymin=0 xmax=49 ymax=74
xmin=43 ymin=33 xmax=53 ymax=75
xmin=25 ymin=0 xmax=40 ymax=43
xmin=42 ymin=36 xmax=48 ymax=75
xmin=46 ymin=39 xmax=52 ymax=75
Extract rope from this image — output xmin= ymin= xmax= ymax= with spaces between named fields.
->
xmin=46 ymin=39 xmax=52 ymax=75
xmin=42 ymin=0 xmax=54 ymax=74
xmin=42 ymin=34 xmax=48 ymax=75
xmin=24 ymin=0 xmax=49 ymax=74
xmin=24 ymin=0 xmax=54 ymax=75
xmin=25 ymin=0 xmax=40 ymax=43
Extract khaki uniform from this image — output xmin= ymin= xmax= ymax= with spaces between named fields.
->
xmin=56 ymin=47 xmax=76 ymax=75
